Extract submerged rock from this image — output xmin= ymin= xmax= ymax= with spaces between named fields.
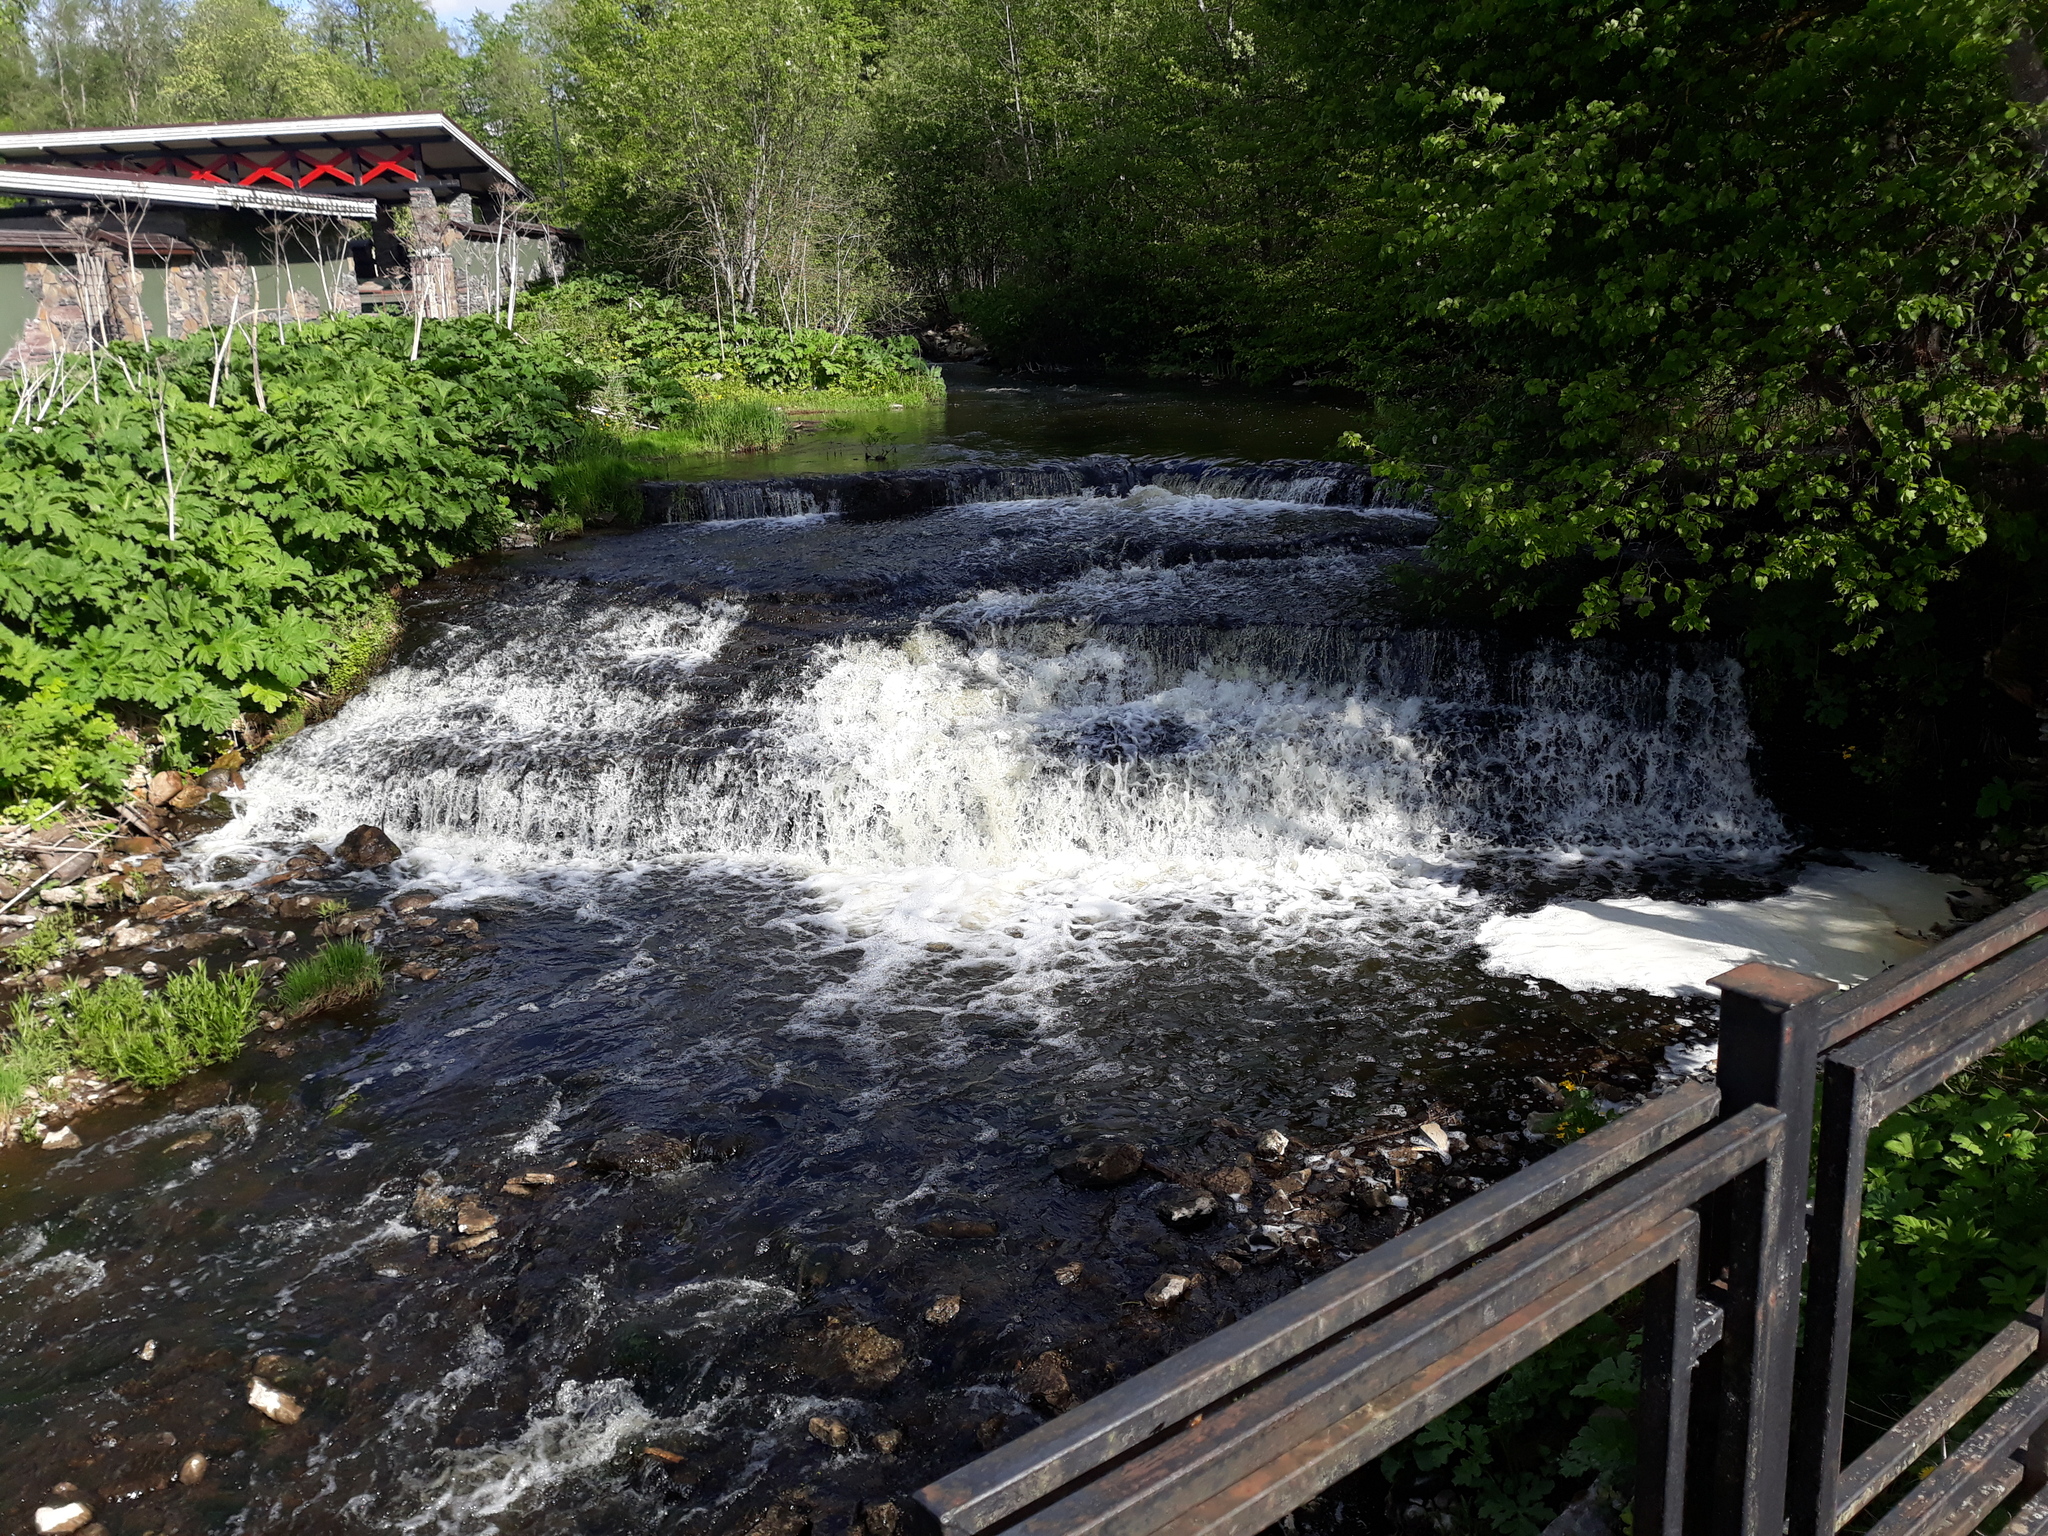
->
xmin=34 ymin=1503 xmax=93 ymax=1534
xmin=923 ymin=1294 xmax=961 ymax=1325
xmin=917 ymin=1214 xmax=999 ymax=1240
xmin=586 ymin=1127 xmax=695 ymax=1177
xmin=1055 ymin=1140 xmax=1146 ymax=1189
xmin=410 ymin=1173 xmax=457 ymax=1228
xmin=178 ymin=1453 xmax=209 ymax=1485
xmin=818 ymin=1322 xmax=906 ymax=1384
xmin=337 ymin=824 xmax=403 ymax=869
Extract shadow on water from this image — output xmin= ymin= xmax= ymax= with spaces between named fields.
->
xmin=0 ymin=381 xmax=1804 ymax=1534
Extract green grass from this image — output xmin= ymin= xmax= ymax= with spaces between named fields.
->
xmin=0 ymin=966 xmax=260 ymax=1097
xmin=547 ymin=404 xmax=788 ymax=527
xmin=278 ymin=940 xmax=384 ymax=1018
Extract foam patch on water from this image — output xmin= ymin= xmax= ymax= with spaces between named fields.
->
xmin=1476 ymin=854 xmax=1964 ymax=995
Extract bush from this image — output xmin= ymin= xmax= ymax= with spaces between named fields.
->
xmin=278 ymin=940 xmax=383 ymax=1017
xmin=0 ymin=314 xmax=595 ymax=804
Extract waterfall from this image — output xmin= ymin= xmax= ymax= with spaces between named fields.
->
xmin=205 ymin=478 xmax=1785 ymax=1024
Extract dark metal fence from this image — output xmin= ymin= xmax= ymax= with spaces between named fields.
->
xmin=909 ymin=888 xmax=2048 ymax=1536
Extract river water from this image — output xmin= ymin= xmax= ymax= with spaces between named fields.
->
xmin=0 ymin=379 xmax=1942 ymax=1535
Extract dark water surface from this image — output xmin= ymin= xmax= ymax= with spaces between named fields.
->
xmin=0 ymin=380 xmax=1797 ymax=1535
xmin=677 ymin=366 xmax=1375 ymax=481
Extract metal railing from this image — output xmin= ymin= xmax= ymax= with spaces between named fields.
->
xmin=909 ymin=888 xmax=2048 ymax=1536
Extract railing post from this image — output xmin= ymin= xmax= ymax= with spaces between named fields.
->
xmin=1704 ymin=962 xmax=1835 ymax=1536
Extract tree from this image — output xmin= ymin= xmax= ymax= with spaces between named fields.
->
xmin=1264 ymin=0 xmax=2048 ymax=652
xmin=160 ymin=0 xmax=356 ymax=119
xmin=556 ymin=0 xmax=882 ymax=326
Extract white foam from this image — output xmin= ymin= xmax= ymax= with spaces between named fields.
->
xmin=1476 ymin=854 xmax=1964 ymax=996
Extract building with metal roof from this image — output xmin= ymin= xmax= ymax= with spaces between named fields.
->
xmin=0 ymin=113 xmax=570 ymax=372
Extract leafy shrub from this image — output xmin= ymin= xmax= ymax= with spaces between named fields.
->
xmin=522 ymin=276 xmax=940 ymax=410
xmin=278 ymin=940 xmax=383 ymax=1017
xmin=1851 ymin=1026 xmax=2048 ymax=1406
xmin=0 ymin=314 xmax=595 ymax=803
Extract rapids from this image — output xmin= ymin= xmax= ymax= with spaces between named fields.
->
xmin=0 ymin=451 xmax=1884 ymax=1535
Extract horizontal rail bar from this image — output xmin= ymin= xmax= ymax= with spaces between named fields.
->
xmin=1871 ymin=993 xmax=2048 ymax=1125
xmin=1866 ymin=1364 xmax=2048 ymax=1536
xmin=911 ymin=1081 xmax=1721 ymax=1533
xmin=1835 ymin=1301 xmax=2046 ymax=1528
xmin=1813 ymin=887 xmax=2048 ymax=1051
xmin=997 ymin=1106 xmax=1783 ymax=1536
xmin=1156 ymin=1214 xmax=1701 ymax=1536
xmin=1997 ymin=1483 xmax=2048 ymax=1536
xmin=1827 ymin=935 xmax=2048 ymax=1098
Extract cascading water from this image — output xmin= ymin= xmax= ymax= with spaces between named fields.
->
xmin=4 ymin=470 xmax=1818 ymax=1536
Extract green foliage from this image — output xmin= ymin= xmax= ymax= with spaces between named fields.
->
xmin=1385 ymin=1310 xmax=1638 ymax=1535
xmin=1851 ymin=1025 xmax=2048 ymax=1404
xmin=0 ymin=966 xmax=259 ymax=1096
xmin=278 ymin=939 xmax=383 ymax=1017
xmin=5 ymin=907 xmax=76 ymax=974
xmin=0 ymin=314 xmax=591 ymax=803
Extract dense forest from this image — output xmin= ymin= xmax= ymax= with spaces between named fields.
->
xmin=6 ymin=0 xmax=2048 ymax=844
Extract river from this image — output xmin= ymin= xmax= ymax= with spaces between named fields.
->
xmin=0 ymin=373 xmax=1968 ymax=1535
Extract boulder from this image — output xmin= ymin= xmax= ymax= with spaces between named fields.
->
xmin=337 ymin=825 xmax=403 ymax=869
xmin=146 ymin=771 xmax=183 ymax=808
xmin=34 ymin=1504 xmax=93 ymax=1535
xmin=586 ymin=1127 xmax=696 ymax=1177
xmin=1055 ymin=1140 xmax=1146 ymax=1189
xmin=42 ymin=1125 xmax=81 ymax=1150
